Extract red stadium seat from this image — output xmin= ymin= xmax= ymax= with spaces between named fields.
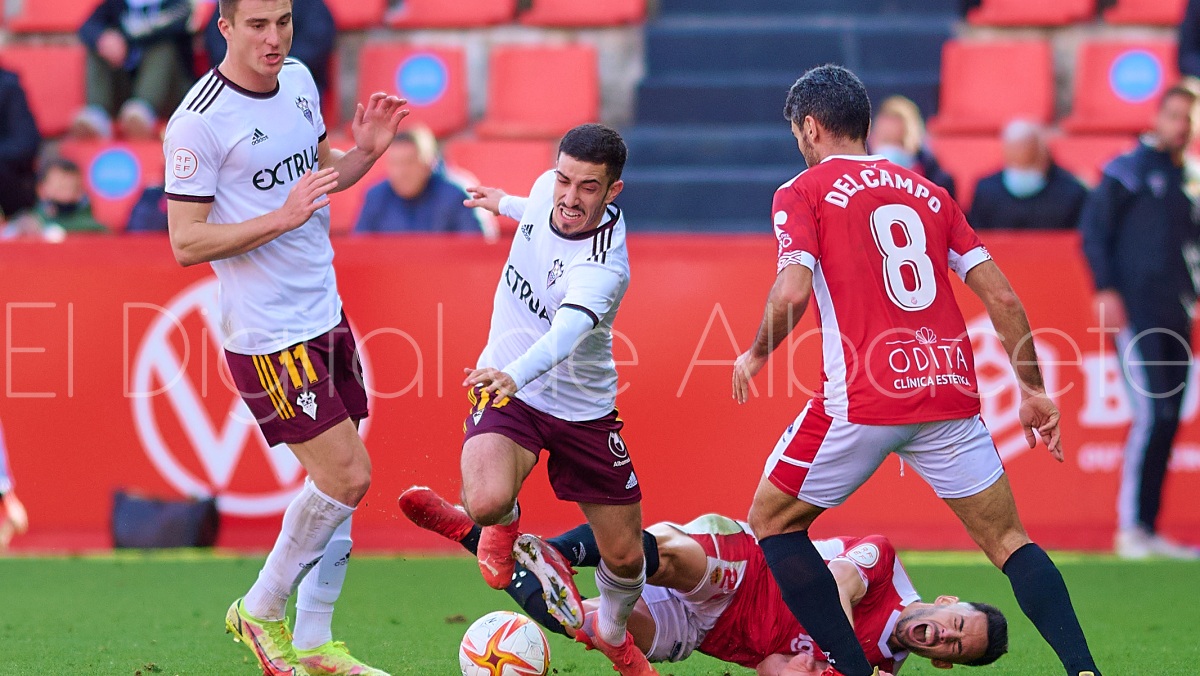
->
xmin=476 ymin=45 xmax=599 ymax=140
xmin=967 ymin=0 xmax=1093 ymax=26
xmin=1063 ymin=40 xmax=1179 ymax=134
xmin=7 ymin=0 xmax=94 ymax=32
xmin=1048 ymin=134 xmax=1136 ymax=186
xmin=928 ymin=40 xmax=1054 ymax=135
xmin=326 ymin=0 xmax=385 ymax=29
xmin=387 ymin=0 xmax=515 ymax=28
xmin=927 ymin=136 xmax=1005 ymax=212
xmin=0 ymin=44 xmax=86 ymax=137
xmin=58 ymin=140 xmax=166 ymax=232
xmin=520 ymin=0 xmax=646 ymax=27
xmin=356 ymin=44 xmax=468 ymax=138
xmin=1104 ymin=0 xmax=1186 ymax=25
xmin=442 ymin=138 xmax=557 ymax=233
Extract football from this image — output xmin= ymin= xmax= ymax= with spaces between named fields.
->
xmin=459 ymin=610 xmax=551 ymax=676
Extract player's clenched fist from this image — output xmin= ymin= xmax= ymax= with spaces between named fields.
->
xmin=279 ymin=168 xmax=339 ymax=230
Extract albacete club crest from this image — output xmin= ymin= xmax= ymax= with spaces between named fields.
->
xmin=295 ymin=96 xmax=314 ymax=127
xmin=547 ymin=259 xmax=564 ymax=288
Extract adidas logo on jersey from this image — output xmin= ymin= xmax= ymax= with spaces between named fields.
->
xmin=625 ymin=472 xmax=638 ymax=490
xmin=251 ymin=128 xmax=269 ymax=146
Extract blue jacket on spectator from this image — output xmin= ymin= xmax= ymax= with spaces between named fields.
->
xmin=126 ymin=185 xmax=168 ymax=232
xmin=0 ymin=68 xmax=40 ymax=217
xmin=970 ymin=163 xmax=1087 ymax=230
xmin=1080 ymin=139 xmax=1200 ymax=330
xmin=354 ymin=173 xmax=483 ymax=234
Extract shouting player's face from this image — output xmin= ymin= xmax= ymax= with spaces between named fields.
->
xmin=893 ymin=597 xmax=989 ymax=666
xmin=219 ymin=0 xmax=294 ymax=87
xmin=551 ymin=154 xmax=623 ymax=235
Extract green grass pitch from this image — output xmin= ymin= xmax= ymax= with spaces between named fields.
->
xmin=1 ymin=551 xmax=1197 ymax=675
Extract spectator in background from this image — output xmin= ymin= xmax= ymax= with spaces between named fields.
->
xmin=1180 ymin=0 xmax=1200 ymax=80
xmin=1080 ymin=85 xmax=1200 ymax=560
xmin=0 ymin=68 xmax=40 ymax=220
xmin=0 ymin=419 xmax=29 ymax=550
xmin=8 ymin=159 xmax=107 ymax=237
xmin=126 ymin=184 xmax=168 ymax=232
xmin=869 ymin=94 xmax=957 ymax=199
xmin=354 ymin=126 xmax=487 ymax=235
xmin=204 ymin=0 xmax=334 ymax=93
xmin=970 ymin=120 xmax=1087 ymax=230
xmin=73 ymin=0 xmax=193 ymax=140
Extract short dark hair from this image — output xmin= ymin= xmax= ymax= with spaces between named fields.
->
xmin=558 ymin=123 xmax=627 ymax=183
xmin=783 ymin=64 xmax=872 ymax=142
xmin=219 ymin=0 xmax=292 ymax=22
xmin=963 ymin=602 xmax=1009 ymax=667
xmin=1161 ymin=83 xmax=1199 ymax=110
xmin=37 ymin=157 xmax=81 ymax=183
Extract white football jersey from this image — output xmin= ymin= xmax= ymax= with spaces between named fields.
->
xmin=479 ymin=170 xmax=631 ymax=421
xmin=163 ymin=59 xmax=340 ymax=355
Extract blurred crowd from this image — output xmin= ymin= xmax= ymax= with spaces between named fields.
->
xmin=0 ymin=0 xmax=1196 ymax=242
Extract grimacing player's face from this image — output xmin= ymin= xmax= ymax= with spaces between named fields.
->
xmin=894 ymin=600 xmax=990 ymax=666
xmin=550 ymin=153 xmax=622 ymax=235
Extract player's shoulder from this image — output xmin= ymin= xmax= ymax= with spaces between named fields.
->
xmin=775 ymin=169 xmax=809 ymax=196
xmin=1101 ymin=146 xmax=1145 ymax=192
xmin=280 ymin=58 xmax=319 ymax=90
xmin=837 ymin=534 xmax=896 ymax=571
xmin=576 ymin=204 xmax=628 ymax=269
xmin=172 ymin=70 xmax=230 ymax=122
xmin=529 ymin=169 xmax=557 ymax=200
xmin=166 ymin=87 xmax=223 ymax=149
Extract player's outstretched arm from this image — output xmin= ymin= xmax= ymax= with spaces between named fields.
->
xmin=463 ymin=306 xmax=595 ymax=399
xmin=464 ymin=186 xmax=529 ymax=220
xmin=318 ymin=92 xmax=408 ymax=193
xmin=733 ymin=264 xmax=813 ymax=404
xmin=167 ymin=168 xmax=339 ymax=266
xmin=965 ymin=260 xmax=1064 ymax=461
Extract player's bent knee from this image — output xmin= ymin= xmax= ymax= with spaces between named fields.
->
xmin=603 ymin=554 xmax=646 ymax=579
xmin=748 ymin=508 xmax=799 ymax=540
xmin=462 ymin=492 xmax=516 ymax=526
xmin=600 ymin=541 xmax=646 ymax=577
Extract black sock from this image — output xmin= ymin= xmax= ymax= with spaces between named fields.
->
xmin=547 ymin=526 xmax=661 ymax=577
xmin=506 ymin=564 xmax=568 ymax=637
xmin=642 ymin=531 xmax=660 ymax=578
xmin=1003 ymin=543 xmax=1100 ymax=676
xmin=459 ymin=525 xmax=482 ymax=555
xmin=760 ymin=531 xmax=874 ymax=676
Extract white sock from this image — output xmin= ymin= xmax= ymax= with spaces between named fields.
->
xmin=244 ymin=478 xmax=355 ymax=621
xmin=594 ymin=559 xmax=645 ymax=646
xmin=293 ymin=517 xmax=353 ymax=650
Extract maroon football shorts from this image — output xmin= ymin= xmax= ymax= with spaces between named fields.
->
xmin=463 ymin=385 xmax=642 ymax=505
xmin=225 ymin=313 xmax=368 ymax=446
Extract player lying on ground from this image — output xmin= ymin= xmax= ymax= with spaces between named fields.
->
xmin=400 ymin=487 xmax=1007 ymax=675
